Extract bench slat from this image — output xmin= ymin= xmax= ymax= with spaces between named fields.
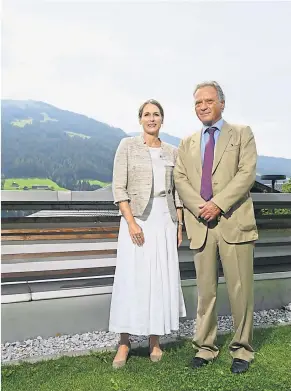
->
xmin=1 ymin=226 xmax=119 ymax=235
xmin=2 ymin=233 xmax=118 ymax=241
xmin=2 ymin=266 xmax=115 ymax=279
xmin=1 ymin=258 xmax=117 ymax=273
xmin=1 ymin=249 xmax=117 ymax=260
xmin=2 ymin=242 xmax=118 ymax=254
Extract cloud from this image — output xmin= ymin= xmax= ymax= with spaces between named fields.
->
xmin=2 ymin=0 xmax=291 ymax=158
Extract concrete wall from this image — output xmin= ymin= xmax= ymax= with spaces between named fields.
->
xmin=2 ymin=272 xmax=291 ymax=342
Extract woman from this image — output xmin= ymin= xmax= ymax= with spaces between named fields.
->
xmin=109 ymin=99 xmax=186 ymax=368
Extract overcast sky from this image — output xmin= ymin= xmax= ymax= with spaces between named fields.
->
xmin=2 ymin=0 xmax=291 ymax=158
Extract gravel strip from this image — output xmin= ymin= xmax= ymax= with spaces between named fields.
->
xmin=2 ymin=305 xmax=291 ymax=364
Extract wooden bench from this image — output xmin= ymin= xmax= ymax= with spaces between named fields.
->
xmin=2 ymin=223 xmax=291 ymax=284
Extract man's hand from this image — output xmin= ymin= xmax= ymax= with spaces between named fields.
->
xmin=199 ymin=201 xmax=221 ymax=222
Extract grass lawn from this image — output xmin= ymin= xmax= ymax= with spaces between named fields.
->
xmin=2 ymin=326 xmax=291 ymax=391
xmin=3 ymin=178 xmax=67 ymax=191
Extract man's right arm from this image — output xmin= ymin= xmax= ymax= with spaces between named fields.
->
xmin=174 ymin=139 xmax=205 ymax=218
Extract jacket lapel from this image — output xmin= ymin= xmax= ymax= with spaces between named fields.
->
xmin=212 ymin=121 xmax=232 ymax=174
xmin=135 ymin=135 xmax=153 ymax=171
xmin=190 ymin=132 xmax=202 ymax=176
xmin=160 ymin=142 xmax=171 ymax=161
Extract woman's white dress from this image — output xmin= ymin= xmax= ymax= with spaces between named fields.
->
xmin=109 ymin=147 xmax=186 ymax=336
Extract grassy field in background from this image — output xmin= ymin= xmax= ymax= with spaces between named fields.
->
xmin=2 ymin=326 xmax=291 ymax=391
xmin=3 ymin=178 xmax=67 ymax=191
xmin=10 ymin=119 xmax=33 ymax=127
xmin=40 ymin=113 xmax=58 ymax=122
xmin=65 ymin=131 xmax=91 ymax=139
xmin=3 ymin=178 xmax=110 ymax=191
xmin=84 ymin=179 xmax=110 ymax=187
xmin=10 ymin=113 xmax=58 ymax=127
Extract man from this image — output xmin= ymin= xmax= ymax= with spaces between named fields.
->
xmin=174 ymin=81 xmax=258 ymax=374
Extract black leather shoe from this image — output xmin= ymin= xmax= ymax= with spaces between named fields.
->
xmin=191 ymin=357 xmax=210 ymax=369
xmin=231 ymin=358 xmax=250 ymax=374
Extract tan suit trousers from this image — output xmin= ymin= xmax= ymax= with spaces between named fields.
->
xmin=193 ymin=220 xmax=255 ymax=362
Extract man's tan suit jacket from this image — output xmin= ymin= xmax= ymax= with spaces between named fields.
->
xmin=174 ymin=121 xmax=259 ymax=249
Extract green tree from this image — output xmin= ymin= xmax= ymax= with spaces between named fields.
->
xmin=1 ymin=174 xmax=5 ymax=190
xmin=282 ymin=179 xmax=291 ymax=193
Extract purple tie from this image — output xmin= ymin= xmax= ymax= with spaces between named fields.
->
xmin=200 ymin=127 xmax=217 ymax=201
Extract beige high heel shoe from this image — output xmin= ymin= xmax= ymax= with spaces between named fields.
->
xmin=112 ymin=342 xmax=131 ymax=369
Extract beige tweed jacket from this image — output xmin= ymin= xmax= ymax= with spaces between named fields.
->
xmin=112 ymin=135 xmax=182 ymax=222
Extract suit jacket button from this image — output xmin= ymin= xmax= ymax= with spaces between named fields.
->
xmin=168 ymin=189 xmax=171 ymax=194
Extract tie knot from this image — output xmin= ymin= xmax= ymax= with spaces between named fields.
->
xmin=207 ymin=127 xmax=217 ymax=136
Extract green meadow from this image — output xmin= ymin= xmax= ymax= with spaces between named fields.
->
xmin=84 ymin=179 xmax=110 ymax=187
xmin=65 ymin=131 xmax=91 ymax=139
xmin=10 ymin=113 xmax=58 ymax=127
xmin=10 ymin=119 xmax=33 ymax=127
xmin=40 ymin=112 xmax=58 ymax=122
xmin=3 ymin=178 xmax=67 ymax=191
xmin=3 ymin=178 xmax=110 ymax=191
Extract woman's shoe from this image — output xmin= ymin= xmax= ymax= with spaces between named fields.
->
xmin=149 ymin=346 xmax=163 ymax=362
xmin=112 ymin=342 xmax=131 ymax=369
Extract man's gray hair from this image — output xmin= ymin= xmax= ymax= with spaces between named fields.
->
xmin=194 ymin=81 xmax=225 ymax=103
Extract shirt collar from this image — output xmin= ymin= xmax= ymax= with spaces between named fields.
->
xmin=202 ymin=118 xmax=224 ymax=133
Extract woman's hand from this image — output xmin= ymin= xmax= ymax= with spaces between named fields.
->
xmin=128 ymin=221 xmax=145 ymax=247
xmin=177 ymin=225 xmax=183 ymax=247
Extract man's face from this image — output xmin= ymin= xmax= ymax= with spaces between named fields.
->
xmin=194 ymin=86 xmax=225 ymax=126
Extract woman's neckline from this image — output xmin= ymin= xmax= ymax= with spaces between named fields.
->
xmin=142 ymin=134 xmax=162 ymax=148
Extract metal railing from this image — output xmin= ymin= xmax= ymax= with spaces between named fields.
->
xmin=2 ymin=191 xmax=291 ymax=228
xmin=2 ymin=190 xmax=291 ymax=209
xmin=1 ymin=191 xmax=291 ymax=214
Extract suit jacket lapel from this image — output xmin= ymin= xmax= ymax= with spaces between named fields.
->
xmin=212 ymin=121 xmax=232 ymax=174
xmin=190 ymin=131 xmax=202 ymax=176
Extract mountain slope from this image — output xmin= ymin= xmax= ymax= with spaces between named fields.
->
xmin=128 ymin=132 xmax=291 ymax=178
xmin=2 ymin=99 xmax=125 ymax=140
xmin=1 ymin=100 xmax=127 ymax=188
xmin=2 ymin=100 xmax=290 ymax=192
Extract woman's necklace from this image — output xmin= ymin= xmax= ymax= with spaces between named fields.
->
xmin=144 ymin=137 xmax=161 ymax=148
